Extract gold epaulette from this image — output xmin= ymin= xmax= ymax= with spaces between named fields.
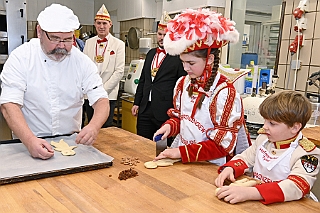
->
xmin=257 ymin=128 xmax=266 ymax=134
xmin=299 ymin=138 xmax=316 ymax=152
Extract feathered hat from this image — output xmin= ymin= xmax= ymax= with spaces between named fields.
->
xmin=95 ymin=4 xmax=111 ymax=21
xmin=164 ymin=8 xmax=239 ymax=56
xmin=158 ymin=11 xmax=171 ymax=31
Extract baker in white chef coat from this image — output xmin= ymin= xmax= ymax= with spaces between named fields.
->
xmin=0 ymin=4 xmax=109 ymax=160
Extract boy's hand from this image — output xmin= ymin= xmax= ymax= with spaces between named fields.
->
xmin=215 ymin=186 xmax=262 ymax=204
xmin=214 ymin=167 xmax=235 ymax=187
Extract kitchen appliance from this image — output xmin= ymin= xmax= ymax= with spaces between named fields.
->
xmin=124 ymin=59 xmax=145 ymax=95
xmin=243 ymin=96 xmax=266 ymax=139
xmin=0 ymin=0 xmax=27 ymax=141
xmin=121 ymin=59 xmax=145 ymax=134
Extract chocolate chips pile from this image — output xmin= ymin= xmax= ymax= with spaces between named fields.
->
xmin=118 ymin=168 xmax=138 ymax=180
xmin=120 ymin=156 xmax=140 ymax=166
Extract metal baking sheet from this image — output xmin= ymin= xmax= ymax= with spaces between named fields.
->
xmin=0 ymin=134 xmax=113 ymax=185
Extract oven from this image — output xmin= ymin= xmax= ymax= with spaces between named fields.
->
xmin=0 ymin=0 xmax=27 ymax=141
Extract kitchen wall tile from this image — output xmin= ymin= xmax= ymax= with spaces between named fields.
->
xmin=295 ymin=65 xmax=311 ymax=91
xmin=285 ymin=1 xmax=294 ymax=15
xmin=279 ymin=40 xmax=290 ymax=65
xmin=276 ymin=64 xmax=289 ymax=89
xmin=299 ymin=39 xmax=312 ymax=65
xmin=310 ymin=0 xmax=319 ymax=12
xmin=303 ymin=12 xmax=316 ymax=40
xmin=314 ymin=12 xmax=320 ymax=39
xmin=282 ymin=15 xmax=293 ymax=40
xmin=311 ymin=39 xmax=320 ymax=66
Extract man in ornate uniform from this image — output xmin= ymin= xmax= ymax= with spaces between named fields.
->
xmin=153 ymin=9 xmax=251 ymax=165
xmin=131 ymin=11 xmax=185 ymax=145
xmin=83 ymin=4 xmax=125 ymax=128
xmin=215 ymin=90 xmax=320 ymax=204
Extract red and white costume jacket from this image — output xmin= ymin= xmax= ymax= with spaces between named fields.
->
xmin=164 ymin=72 xmax=251 ymax=165
xmin=219 ymin=132 xmax=320 ymax=204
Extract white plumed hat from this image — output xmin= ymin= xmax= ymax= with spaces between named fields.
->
xmin=164 ymin=8 xmax=239 ymax=56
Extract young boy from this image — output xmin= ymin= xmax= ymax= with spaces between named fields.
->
xmin=215 ymin=90 xmax=320 ymax=204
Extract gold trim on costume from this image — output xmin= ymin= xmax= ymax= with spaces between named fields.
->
xmin=151 ymin=68 xmax=159 ymax=77
xmin=195 ymin=144 xmax=202 ymax=161
xmin=95 ymin=55 xmax=104 ymax=63
xmin=299 ymin=138 xmax=316 ymax=152
xmin=274 ymin=138 xmax=295 ymax=149
xmin=185 ymin=146 xmax=190 ymax=162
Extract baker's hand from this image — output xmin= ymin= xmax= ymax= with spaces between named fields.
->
xmin=76 ymin=124 xmax=99 ymax=145
xmin=25 ymin=138 xmax=54 ymax=160
xmin=153 ymin=124 xmax=171 ymax=141
xmin=216 ymin=185 xmax=262 ymax=204
xmin=215 ymin=167 xmax=235 ymax=187
xmin=131 ymin=105 xmax=139 ymax=116
xmin=154 ymin=148 xmax=181 ymax=160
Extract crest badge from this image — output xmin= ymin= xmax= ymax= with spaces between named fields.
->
xmin=301 ymin=155 xmax=318 ymax=173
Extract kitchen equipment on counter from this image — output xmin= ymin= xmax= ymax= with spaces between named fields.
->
xmin=121 ymin=59 xmax=145 ymax=134
xmin=0 ymin=0 xmax=27 ymax=141
xmin=154 ymin=134 xmax=167 ymax=156
xmin=124 ymin=59 xmax=145 ymax=95
xmin=127 ymin=27 xmax=141 ymax=49
xmin=243 ymin=95 xmax=266 ymax=139
xmin=120 ymin=93 xmax=137 ymax=134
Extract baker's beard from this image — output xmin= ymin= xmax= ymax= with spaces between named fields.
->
xmin=47 ymin=48 xmax=70 ymax=62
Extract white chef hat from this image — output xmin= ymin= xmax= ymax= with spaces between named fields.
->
xmin=37 ymin=4 xmax=80 ymax=32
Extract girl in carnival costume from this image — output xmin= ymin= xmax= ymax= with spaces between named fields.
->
xmin=154 ymin=8 xmax=251 ymax=166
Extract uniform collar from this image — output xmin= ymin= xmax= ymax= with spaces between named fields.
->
xmin=273 ymin=134 xmax=298 ymax=149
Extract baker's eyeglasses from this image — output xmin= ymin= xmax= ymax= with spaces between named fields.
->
xmin=44 ymin=31 xmax=74 ymax=45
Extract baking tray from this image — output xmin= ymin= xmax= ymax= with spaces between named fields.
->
xmin=0 ymin=134 xmax=113 ymax=185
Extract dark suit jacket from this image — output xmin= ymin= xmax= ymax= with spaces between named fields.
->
xmin=134 ymin=48 xmax=186 ymax=122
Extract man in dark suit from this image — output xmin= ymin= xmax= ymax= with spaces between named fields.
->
xmin=131 ymin=11 xmax=186 ymax=145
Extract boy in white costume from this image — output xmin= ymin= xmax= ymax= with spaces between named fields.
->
xmin=153 ymin=9 xmax=251 ymax=165
xmin=215 ymin=90 xmax=320 ymax=204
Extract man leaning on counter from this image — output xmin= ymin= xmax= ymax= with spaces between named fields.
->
xmin=0 ymin=4 xmax=109 ymax=160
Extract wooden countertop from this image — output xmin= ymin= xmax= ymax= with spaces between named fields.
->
xmin=302 ymin=126 xmax=320 ymax=147
xmin=1 ymin=127 xmax=320 ymax=213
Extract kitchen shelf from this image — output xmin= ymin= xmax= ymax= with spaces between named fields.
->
xmin=259 ymin=21 xmax=280 ymax=67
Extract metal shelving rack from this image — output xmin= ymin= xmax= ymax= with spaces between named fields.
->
xmin=259 ymin=21 xmax=280 ymax=68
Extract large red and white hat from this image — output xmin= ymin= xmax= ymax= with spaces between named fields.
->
xmin=95 ymin=4 xmax=111 ymax=21
xmin=164 ymin=8 xmax=239 ymax=55
xmin=158 ymin=11 xmax=171 ymax=31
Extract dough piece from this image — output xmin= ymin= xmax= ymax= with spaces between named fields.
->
xmin=50 ymin=139 xmax=77 ymax=156
xmin=230 ymin=178 xmax=258 ymax=187
xmin=215 ymin=188 xmax=221 ymax=196
xmin=144 ymin=161 xmax=158 ymax=169
xmin=156 ymin=158 xmax=180 ymax=165
xmin=144 ymin=158 xmax=181 ymax=169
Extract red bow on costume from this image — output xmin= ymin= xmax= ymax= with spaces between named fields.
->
xmin=97 ymin=37 xmax=108 ymax=44
xmin=156 ymin=48 xmax=166 ymax=54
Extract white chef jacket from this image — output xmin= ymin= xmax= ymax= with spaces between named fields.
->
xmin=0 ymin=38 xmax=108 ymax=137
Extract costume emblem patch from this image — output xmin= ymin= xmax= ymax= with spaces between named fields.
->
xmin=301 ymin=155 xmax=318 ymax=173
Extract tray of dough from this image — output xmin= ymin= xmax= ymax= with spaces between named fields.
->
xmin=0 ymin=134 xmax=113 ymax=185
